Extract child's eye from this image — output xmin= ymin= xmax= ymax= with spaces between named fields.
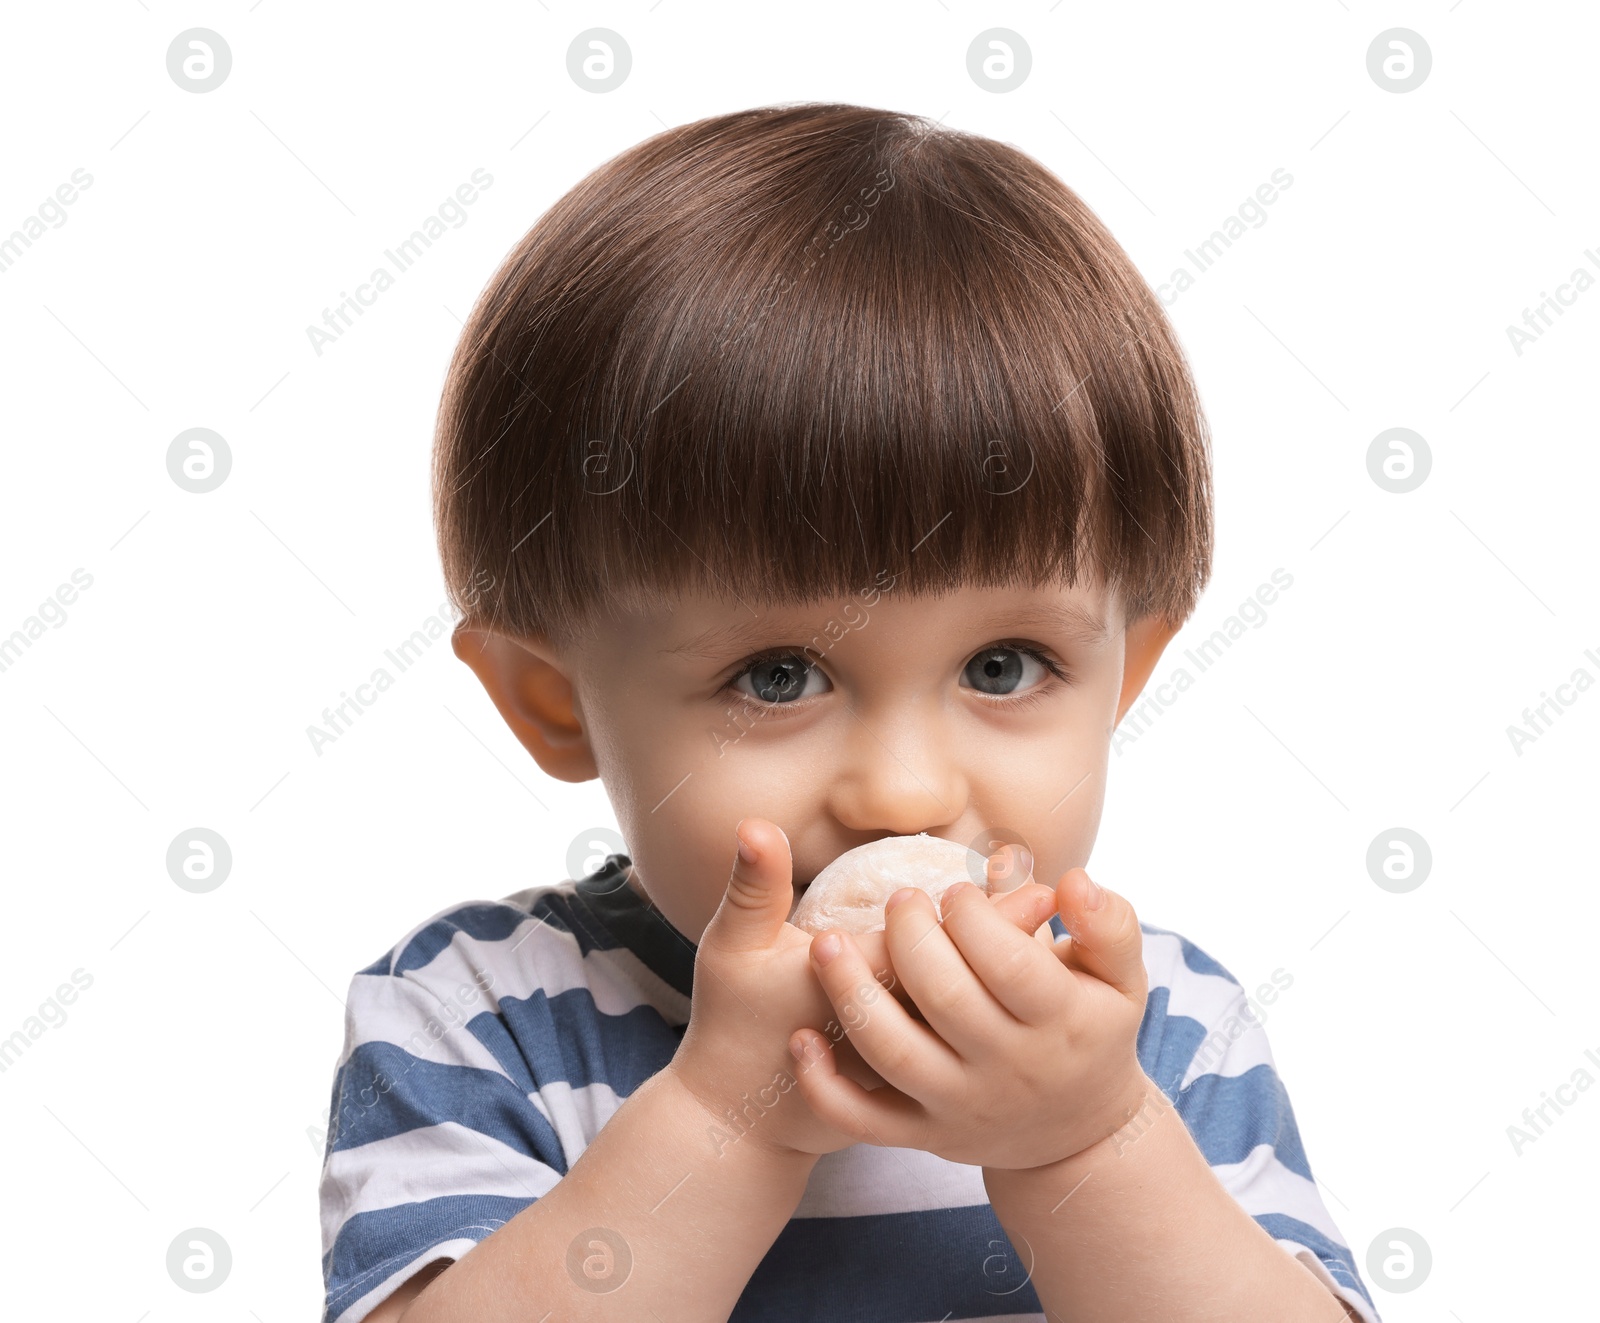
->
xmin=719 ymin=640 xmax=1070 ymax=711
xmin=724 ymin=650 xmax=831 ymax=706
xmin=959 ymin=642 xmax=1070 ymax=699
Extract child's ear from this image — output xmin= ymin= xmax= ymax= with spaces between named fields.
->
xmin=1115 ymin=614 xmax=1183 ymax=726
xmin=451 ymin=624 xmax=598 ymax=782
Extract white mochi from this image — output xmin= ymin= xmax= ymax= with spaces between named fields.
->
xmin=788 ymin=833 xmax=991 ymax=935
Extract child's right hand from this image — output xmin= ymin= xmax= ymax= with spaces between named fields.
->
xmin=667 ymin=817 xmax=1059 ymax=1161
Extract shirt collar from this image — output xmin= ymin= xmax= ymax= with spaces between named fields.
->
xmin=572 ymin=854 xmax=697 ymax=998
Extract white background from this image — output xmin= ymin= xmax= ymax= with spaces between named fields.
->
xmin=1 ymin=2 xmax=1594 ymax=1319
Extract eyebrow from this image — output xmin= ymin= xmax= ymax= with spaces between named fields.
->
xmin=659 ymin=598 xmax=1110 ymax=661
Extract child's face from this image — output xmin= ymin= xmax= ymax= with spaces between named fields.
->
xmin=463 ymin=578 xmax=1176 ymax=944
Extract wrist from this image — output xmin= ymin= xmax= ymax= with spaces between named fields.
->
xmin=985 ymin=1070 xmax=1168 ymax=1201
xmin=661 ymin=1061 xmax=821 ymax=1175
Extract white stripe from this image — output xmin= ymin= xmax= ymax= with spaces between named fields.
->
xmin=1142 ymin=929 xmax=1250 ymax=1029
xmin=1177 ymin=986 xmax=1278 ymax=1089
xmin=336 ymin=968 xmax=514 ymax=1080
xmin=321 ymin=1120 xmax=559 ymax=1253
xmin=462 ymin=912 xmax=691 ymax=1022
xmin=1138 ymin=931 xmax=1282 ymax=1089
xmin=1210 ymin=1142 xmax=1348 ymax=1247
xmin=796 ymin=1144 xmax=989 ymax=1217
xmin=907 ymin=1317 xmax=1043 ymax=1322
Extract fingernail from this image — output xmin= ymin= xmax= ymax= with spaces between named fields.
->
xmin=735 ymin=820 xmax=757 ymax=864
xmin=1084 ymin=875 xmax=1105 ymax=909
xmin=885 ymin=887 xmax=916 ymax=913
xmin=814 ymin=932 xmax=842 ymax=965
xmin=1015 ymin=846 xmax=1033 ymax=879
xmin=789 ymin=1033 xmax=808 ymax=1061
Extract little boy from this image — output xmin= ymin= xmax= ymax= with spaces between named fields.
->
xmin=318 ymin=103 xmax=1381 ymax=1322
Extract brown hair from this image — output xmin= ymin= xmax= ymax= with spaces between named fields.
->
xmin=433 ymin=101 xmax=1212 ymax=642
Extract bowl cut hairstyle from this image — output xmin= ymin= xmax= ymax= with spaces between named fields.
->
xmin=433 ymin=101 xmax=1213 ymax=645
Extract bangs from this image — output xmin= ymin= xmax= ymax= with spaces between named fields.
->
xmin=435 ymin=103 xmax=1212 ymax=641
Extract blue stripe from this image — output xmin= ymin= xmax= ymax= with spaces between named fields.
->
xmin=488 ymin=985 xmax=682 ymax=1096
xmin=1174 ymin=1062 xmax=1311 ymax=1180
xmin=323 ymin=1192 xmax=533 ymax=1322
xmin=733 ymin=1202 xmax=1045 ymax=1322
xmin=327 ymin=1040 xmax=568 ymax=1172
xmin=460 ymin=1009 xmax=539 ymax=1093
xmin=1134 ymin=984 xmax=1212 ymax=1097
xmin=1253 ymin=1212 xmax=1379 ymax=1317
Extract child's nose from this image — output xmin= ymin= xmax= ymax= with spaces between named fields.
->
xmin=822 ymin=713 xmax=968 ymax=835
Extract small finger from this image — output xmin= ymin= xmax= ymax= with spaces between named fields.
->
xmin=787 ymin=1028 xmax=928 ymax=1147
xmin=881 ymin=889 xmax=1014 ymax=1058
xmin=809 ymin=926 xmax=964 ymax=1099
xmin=935 ymin=879 xmax=1072 ymax=1025
xmin=1054 ymin=868 xmax=1147 ymax=1002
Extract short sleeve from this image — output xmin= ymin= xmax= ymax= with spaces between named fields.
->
xmin=1142 ymin=929 xmax=1382 ymax=1323
xmin=318 ymin=911 xmax=569 ymax=1323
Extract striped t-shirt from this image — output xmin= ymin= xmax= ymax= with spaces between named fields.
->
xmin=318 ymin=854 xmax=1382 ymax=1323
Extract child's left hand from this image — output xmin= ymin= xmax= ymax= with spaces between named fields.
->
xmin=788 ymin=852 xmax=1152 ymax=1171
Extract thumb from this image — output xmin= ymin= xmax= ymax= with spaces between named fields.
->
xmin=1055 ymin=868 xmax=1146 ymax=1001
xmin=704 ymin=817 xmax=794 ymax=954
